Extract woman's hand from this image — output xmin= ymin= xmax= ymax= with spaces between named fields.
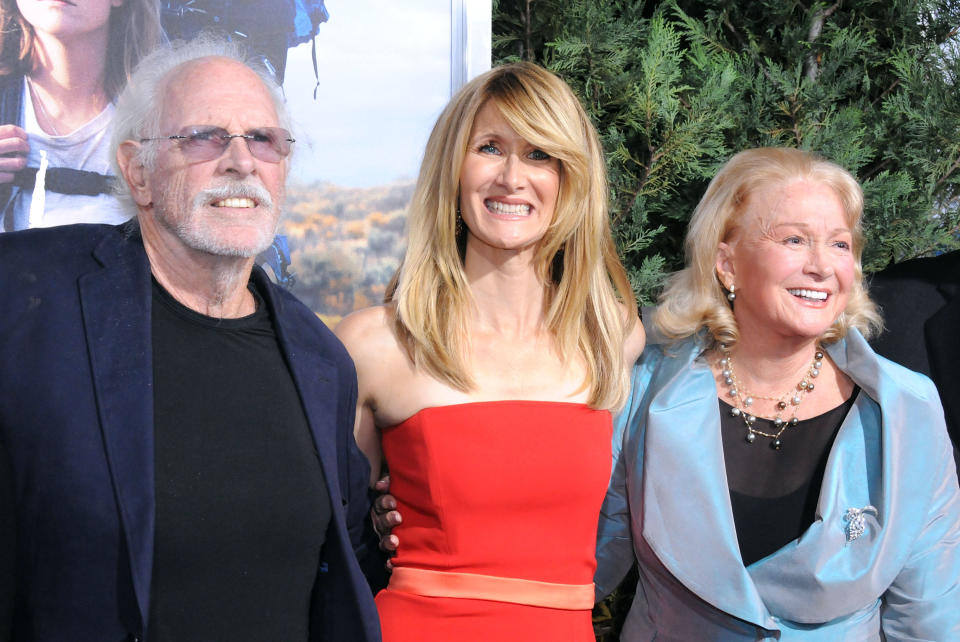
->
xmin=0 ymin=126 xmax=28 ymax=184
xmin=371 ymin=474 xmax=402 ymax=569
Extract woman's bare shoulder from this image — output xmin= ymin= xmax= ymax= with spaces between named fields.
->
xmin=336 ymin=304 xmax=391 ymax=335
xmin=334 ymin=305 xmax=403 ymax=363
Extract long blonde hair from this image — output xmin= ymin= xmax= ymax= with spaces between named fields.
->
xmin=386 ymin=62 xmax=635 ymax=410
xmin=656 ymin=147 xmax=882 ymax=347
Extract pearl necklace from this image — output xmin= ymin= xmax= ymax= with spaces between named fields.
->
xmin=719 ymin=345 xmax=823 ymax=450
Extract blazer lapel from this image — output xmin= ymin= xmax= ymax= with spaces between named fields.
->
xmin=255 ymin=272 xmax=346 ymax=506
xmin=77 ymin=230 xmax=155 ymax=628
xmin=640 ymin=341 xmax=771 ymax=627
xmin=747 ymin=389 xmax=885 ymax=623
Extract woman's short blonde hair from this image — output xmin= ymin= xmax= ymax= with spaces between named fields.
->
xmin=656 ymin=147 xmax=881 ymax=347
xmin=0 ymin=0 xmax=163 ymax=99
xmin=387 ymin=61 xmax=635 ymax=410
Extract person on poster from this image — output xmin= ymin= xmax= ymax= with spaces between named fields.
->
xmin=0 ymin=0 xmax=162 ymax=231
xmin=336 ymin=62 xmax=644 ymax=640
xmin=159 ymin=0 xmax=329 ymax=85
xmin=596 ymin=148 xmax=960 ymax=639
xmin=0 ymin=37 xmax=379 ymax=641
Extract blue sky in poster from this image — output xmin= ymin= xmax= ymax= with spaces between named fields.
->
xmin=282 ymin=0 xmax=451 ymax=188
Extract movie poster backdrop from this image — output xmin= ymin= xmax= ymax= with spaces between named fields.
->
xmin=0 ymin=0 xmax=491 ymax=322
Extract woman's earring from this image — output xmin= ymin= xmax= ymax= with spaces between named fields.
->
xmin=727 ymin=284 xmax=736 ymax=302
xmin=455 ymin=207 xmax=464 ymax=238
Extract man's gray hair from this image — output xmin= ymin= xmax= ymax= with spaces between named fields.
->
xmin=110 ymin=34 xmax=292 ymax=210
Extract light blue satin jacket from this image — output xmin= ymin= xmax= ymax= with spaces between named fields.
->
xmin=596 ymin=330 xmax=960 ymax=641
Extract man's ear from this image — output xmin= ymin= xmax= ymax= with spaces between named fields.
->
xmin=716 ymin=241 xmax=736 ymax=291
xmin=116 ymin=141 xmax=152 ymax=207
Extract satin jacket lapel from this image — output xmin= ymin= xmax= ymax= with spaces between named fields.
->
xmin=641 ymin=340 xmax=771 ymax=626
xmin=749 ymin=331 xmax=934 ymax=623
xmin=77 ymin=232 xmax=155 ymax=627
xmin=747 ymin=389 xmax=883 ymax=623
xmin=255 ymin=272 xmax=345 ymax=506
xmin=926 ymin=283 xmax=960 ymax=433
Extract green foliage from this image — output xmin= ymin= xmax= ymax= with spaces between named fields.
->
xmin=492 ymin=2 xmax=960 ymax=637
xmin=493 ymin=0 xmax=960 ymax=306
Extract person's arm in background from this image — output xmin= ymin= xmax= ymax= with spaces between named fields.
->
xmin=371 ymin=475 xmax=400 ymax=562
xmin=868 ymin=258 xmax=960 ymax=475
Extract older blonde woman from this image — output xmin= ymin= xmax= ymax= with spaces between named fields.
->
xmin=336 ymin=62 xmax=644 ymax=640
xmin=596 ymin=147 xmax=960 ymax=640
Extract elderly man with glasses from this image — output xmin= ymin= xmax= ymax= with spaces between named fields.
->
xmin=0 ymin=38 xmax=380 ymax=642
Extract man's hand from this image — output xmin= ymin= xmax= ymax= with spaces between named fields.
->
xmin=371 ymin=474 xmax=402 ymax=570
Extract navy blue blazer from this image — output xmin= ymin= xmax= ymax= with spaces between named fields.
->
xmin=0 ymin=223 xmax=381 ymax=641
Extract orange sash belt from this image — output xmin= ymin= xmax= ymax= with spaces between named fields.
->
xmin=387 ymin=567 xmax=595 ymax=610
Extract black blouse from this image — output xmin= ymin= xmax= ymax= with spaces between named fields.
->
xmin=719 ymin=388 xmax=859 ymax=566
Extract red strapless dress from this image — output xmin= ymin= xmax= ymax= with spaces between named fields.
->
xmin=375 ymin=400 xmax=612 ymax=641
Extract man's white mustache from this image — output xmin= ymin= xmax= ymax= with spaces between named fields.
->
xmin=192 ymin=181 xmax=274 ymax=210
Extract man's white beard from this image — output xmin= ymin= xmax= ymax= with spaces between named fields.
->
xmin=158 ymin=180 xmax=281 ymax=258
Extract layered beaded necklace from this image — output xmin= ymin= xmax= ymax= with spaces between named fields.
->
xmin=719 ymin=344 xmax=824 ymax=450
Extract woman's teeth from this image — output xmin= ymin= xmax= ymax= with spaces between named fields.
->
xmin=213 ymin=197 xmax=255 ymax=208
xmin=788 ymin=288 xmax=828 ymax=301
xmin=485 ymin=200 xmax=530 ymax=215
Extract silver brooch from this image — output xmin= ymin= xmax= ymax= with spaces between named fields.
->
xmin=844 ymin=505 xmax=878 ymax=542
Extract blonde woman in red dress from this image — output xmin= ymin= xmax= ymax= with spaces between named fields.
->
xmin=336 ymin=62 xmax=644 ymax=641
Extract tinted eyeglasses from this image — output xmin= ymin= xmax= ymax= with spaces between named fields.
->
xmin=139 ymin=125 xmax=295 ymax=163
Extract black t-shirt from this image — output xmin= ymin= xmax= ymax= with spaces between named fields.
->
xmin=720 ymin=388 xmax=859 ymax=566
xmin=148 ymin=279 xmax=331 ymax=641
